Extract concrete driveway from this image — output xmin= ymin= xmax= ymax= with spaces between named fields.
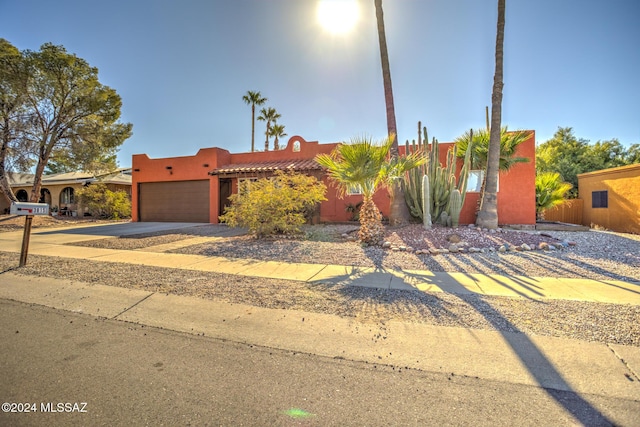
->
xmin=0 ymin=221 xmax=206 ymax=247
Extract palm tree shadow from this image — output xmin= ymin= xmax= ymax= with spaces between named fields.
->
xmin=312 ymin=265 xmax=615 ymax=425
xmin=466 ymin=296 xmax=614 ymax=426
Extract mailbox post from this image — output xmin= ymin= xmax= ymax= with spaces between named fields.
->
xmin=10 ymin=202 xmax=49 ymax=267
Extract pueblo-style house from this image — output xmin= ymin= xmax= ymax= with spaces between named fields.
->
xmin=131 ymin=134 xmax=536 ymax=225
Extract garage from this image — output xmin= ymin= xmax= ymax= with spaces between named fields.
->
xmin=138 ymin=180 xmax=210 ymax=222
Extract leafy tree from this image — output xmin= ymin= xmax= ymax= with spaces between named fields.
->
xmin=76 ymin=183 xmax=131 ymax=220
xmin=242 ymin=90 xmax=267 ymax=152
xmin=257 ymin=107 xmax=280 ymax=152
xmin=219 ymin=170 xmax=326 ymax=238
xmin=477 ymin=0 xmax=506 ymax=229
xmin=0 ymin=39 xmax=31 ymax=202
xmin=536 ymin=127 xmax=638 ymax=197
xmin=535 ymin=172 xmax=572 ymax=221
xmin=625 ymin=144 xmax=640 ymax=164
xmin=269 ymin=123 xmax=287 ymax=150
xmin=0 ymin=41 xmax=132 ymax=204
xmin=374 ymin=0 xmax=410 ymax=226
xmin=316 ymin=135 xmax=424 ymax=244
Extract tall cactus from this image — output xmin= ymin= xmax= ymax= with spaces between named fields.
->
xmin=402 ymin=122 xmax=473 ymax=226
xmin=448 ymin=189 xmax=462 ymax=227
xmin=422 ymin=175 xmax=431 ymax=229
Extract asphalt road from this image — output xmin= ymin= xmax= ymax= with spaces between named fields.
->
xmin=1 ymin=299 xmax=636 ymax=427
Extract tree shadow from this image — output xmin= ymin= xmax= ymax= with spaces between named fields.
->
xmin=310 ymin=266 xmax=615 ymax=425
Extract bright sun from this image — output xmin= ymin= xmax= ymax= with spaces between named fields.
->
xmin=317 ymin=0 xmax=360 ymax=35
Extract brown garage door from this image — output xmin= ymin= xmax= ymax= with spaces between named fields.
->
xmin=139 ymin=180 xmax=210 ymax=222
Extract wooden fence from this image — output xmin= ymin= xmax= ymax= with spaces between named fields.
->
xmin=542 ymin=199 xmax=583 ymax=224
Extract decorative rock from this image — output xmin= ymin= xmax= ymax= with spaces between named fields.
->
xmin=498 ymin=245 xmax=507 ymax=253
xmin=469 ymin=247 xmax=480 ymax=253
xmin=440 ymin=249 xmax=450 ymax=254
xmin=448 ymin=244 xmax=459 ymax=253
xmin=548 ymin=244 xmax=557 ymax=251
xmin=429 ymin=248 xmax=440 ymax=255
xmin=406 ymin=247 xmax=414 ymax=253
xmin=399 ymin=246 xmax=407 ymax=251
xmin=521 ymin=243 xmax=532 ymax=251
xmin=382 ymin=241 xmax=392 ymax=248
xmin=392 ymin=247 xmax=400 ymax=252
xmin=565 ymin=240 xmax=577 ymax=247
xmin=538 ymin=242 xmax=549 ymax=250
xmin=447 ymin=234 xmax=462 ymax=243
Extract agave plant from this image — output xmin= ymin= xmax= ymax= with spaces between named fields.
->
xmin=316 ymin=134 xmax=424 ymax=244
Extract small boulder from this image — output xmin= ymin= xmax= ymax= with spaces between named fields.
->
xmin=382 ymin=241 xmax=392 ymax=248
xmin=520 ymin=243 xmax=531 ymax=251
xmin=448 ymin=244 xmax=459 ymax=253
xmin=429 ymin=248 xmax=440 ymax=255
xmin=447 ymin=234 xmax=462 ymax=243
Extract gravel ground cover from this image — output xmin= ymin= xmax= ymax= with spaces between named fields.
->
xmin=2 ymin=222 xmax=639 ymax=346
xmin=1 ymin=251 xmax=638 ymax=347
xmin=170 ymin=224 xmax=640 ymax=283
xmin=3 ymin=222 xmax=640 ymax=346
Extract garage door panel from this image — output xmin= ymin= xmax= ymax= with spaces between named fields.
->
xmin=139 ymin=180 xmax=210 ymax=222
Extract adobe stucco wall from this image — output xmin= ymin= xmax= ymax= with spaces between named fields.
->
xmin=131 ymin=132 xmax=537 ymax=225
xmin=578 ymin=164 xmax=640 ymax=234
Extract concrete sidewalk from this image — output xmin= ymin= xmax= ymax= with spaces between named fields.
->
xmin=0 ymin=223 xmax=639 ymax=304
xmin=0 ymin=273 xmax=639 ymax=404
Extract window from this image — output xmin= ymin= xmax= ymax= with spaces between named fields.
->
xmin=60 ymin=187 xmax=75 ymax=204
xmin=466 ymin=170 xmax=484 ymax=192
xmin=346 ymin=184 xmax=363 ymax=195
xmin=592 ymin=190 xmax=608 ymax=208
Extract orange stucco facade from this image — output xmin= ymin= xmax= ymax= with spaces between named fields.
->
xmin=578 ymin=164 xmax=640 ymax=234
xmin=132 ymin=132 xmax=536 ymax=225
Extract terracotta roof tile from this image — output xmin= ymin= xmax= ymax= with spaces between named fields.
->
xmin=210 ymin=159 xmax=322 ymax=175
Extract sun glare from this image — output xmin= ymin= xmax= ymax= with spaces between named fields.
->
xmin=317 ymin=0 xmax=360 ymax=35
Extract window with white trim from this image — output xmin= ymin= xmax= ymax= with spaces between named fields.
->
xmin=466 ymin=171 xmax=484 ymax=193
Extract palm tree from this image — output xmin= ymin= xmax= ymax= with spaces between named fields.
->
xmin=316 ymin=134 xmax=424 ymax=244
xmin=269 ymin=124 xmax=287 ymax=150
xmin=455 ymin=127 xmax=530 ymax=171
xmin=257 ymin=107 xmax=280 ymax=151
xmin=535 ymin=172 xmax=572 ymax=221
xmin=374 ymin=0 xmax=410 ymax=225
xmin=242 ymin=91 xmax=267 ymax=152
xmin=477 ymin=0 xmax=506 ymax=229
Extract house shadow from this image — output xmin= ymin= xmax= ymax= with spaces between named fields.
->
xmin=309 ymin=265 xmax=614 ymax=426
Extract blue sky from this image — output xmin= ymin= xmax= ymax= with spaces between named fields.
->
xmin=1 ymin=0 xmax=639 ymax=167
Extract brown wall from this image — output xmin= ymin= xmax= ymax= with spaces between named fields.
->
xmin=578 ymin=164 xmax=640 ymax=234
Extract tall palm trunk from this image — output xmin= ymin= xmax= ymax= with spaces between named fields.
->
xmin=264 ymin=121 xmax=270 ymax=152
xmin=374 ymin=0 xmax=411 ymax=225
xmin=476 ymin=0 xmax=505 ymax=229
xmin=251 ymin=104 xmax=256 ymax=152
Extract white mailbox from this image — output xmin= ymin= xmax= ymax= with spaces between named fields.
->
xmin=10 ymin=202 xmax=49 ymax=216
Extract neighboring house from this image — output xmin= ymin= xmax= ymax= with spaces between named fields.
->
xmin=1 ymin=169 xmax=132 ymax=216
xmin=578 ymin=163 xmax=640 ymax=234
xmin=132 ymin=134 xmax=537 ymax=225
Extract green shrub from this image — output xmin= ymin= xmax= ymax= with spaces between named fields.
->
xmin=76 ymin=183 xmax=131 ymax=219
xmin=220 ymin=170 xmax=327 ymax=238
